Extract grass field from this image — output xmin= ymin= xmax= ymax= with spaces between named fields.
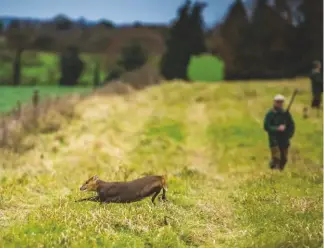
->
xmin=0 ymin=86 xmax=91 ymax=113
xmin=0 ymin=78 xmax=322 ymax=247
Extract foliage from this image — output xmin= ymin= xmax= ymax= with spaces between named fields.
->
xmin=105 ymin=67 xmax=124 ymax=82
xmin=160 ymin=1 xmax=207 ymax=80
xmin=220 ymin=0 xmax=249 ymax=78
xmin=0 ymin=52 xmax=106 ymax=86
xmin=98 ymin=19 xmax=115 ymax=29
xmin=0 ymin=0 xmax=322 ymax=83
xmin=59 ymin=46 xmax=84 ymax=86
xmin=93 ymin=61 xmax=101 ymax=87
xmin=0 ymin=21 xmax=3 ymax=34
xmin=274 ymin=0 xmax=293 ymax=24
xmin=211 ymin=0 xmax=322 ymax=79
xmin=236 ymin=0 xmax=294 ymax=78
xmin=5 ymin=20 xmax=35 ymax=85
xmin=294 ymin=0 xmax=323 ymax=71
xmin=117 ymin=41 xmax=147 ymax=72
xmin=33 ymin=35 xmax=55 ymax=51
xmin=160 ymin=0 xmax=191 ymax=80
xmin=54 ymin=14 xmax=73 ymax=30
xmin=188 ymin=2 xmax=207 ymax=55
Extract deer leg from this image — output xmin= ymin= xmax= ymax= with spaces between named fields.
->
xmin=75 ymin=195 xmax=100 ymax=202
xmin=99 ymin=197 xmax=112 ymax=204
xmin=161 ymin=188 xmax=167 ymax=201
xmin=151 ymin=189 xmax=161 ymax=205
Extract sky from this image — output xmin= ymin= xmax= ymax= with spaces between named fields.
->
xmin=0 ymin=0 xmax=237 ymax=26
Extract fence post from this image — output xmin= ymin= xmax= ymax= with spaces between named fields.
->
xmin=0 ymin=115 xmax=7 ymax=147
xmin=32 ymin=90 xmax=40 ymax=126
xmin=16 ymin=100 xmax=21 ymax=120
xmin=44 ymin=97 xmax=51 ymax=112
xmin=48 ymin=68 xmax=55 ymax=84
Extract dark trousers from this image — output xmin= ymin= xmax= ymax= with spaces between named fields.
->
xmin=311 ymin=92 xmax=322 ymax=108
xmin=270 ymin=146 xmax=289 ymax=170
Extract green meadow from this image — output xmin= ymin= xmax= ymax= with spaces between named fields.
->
xmin=0 ymin=78 xmax=322 ymax=247
xmin=0 ymin=86 xmax=91 ymax=113
xmin=0 ymin=51 xmax=105 ymax=86
xmin=0 ymin=51 xmax=103 ymax=112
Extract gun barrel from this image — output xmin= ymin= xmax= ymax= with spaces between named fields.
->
xmin=286 ymin=89 xmax=298 ymax=112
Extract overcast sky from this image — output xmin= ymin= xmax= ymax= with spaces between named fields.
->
xmin=0 ymin=0 xmax=237 ymax=26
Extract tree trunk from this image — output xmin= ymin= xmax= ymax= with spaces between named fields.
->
xmin=13 ymin=48 xmax=23 ymax=86
xmin=93 ymin=61 xmax=100 ymax=88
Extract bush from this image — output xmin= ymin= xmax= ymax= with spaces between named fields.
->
xmin=59 ymin=46 xmax=84 ymax=86
xmin=117 ymin=41 xmax=147 ymax=72
xmin=105 ymin=67 xmax=124 ymax=82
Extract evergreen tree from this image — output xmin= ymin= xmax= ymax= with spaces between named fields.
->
xmin=117 ymin=41 xmax=147 ymax=72
xmin=54 ymin=14 xmax=73 ymax=30
xmin=33 ymin=35 xmax=54 ymax=50
xmin=98 ymin=19 xmax=115 ymax=29
xmin=0 ymin=21 xmax=3 ymax=34
xmin=59 ymin=46 xmax=84 ymax=86
xmin=93 ymin=60 xmax=100 ymax=88
xmin=160 ymin=0 xmax=207 ymax=80
xmin=221 ymin=0 xmax=248 ymax=48
xmin=239 ymin=0 xmax=293 ymax=78
xmin=237 ymin=0 xmax=269 ymax=77
xmin=6 ymin=20 xmax=34 ymax=85
xmin=160 ymin=0 xmax=191 ymax=80
xmin=188 ymin=2 xmax=207 ymax=55
xmin=274 ymin=0 xmax=292 ymax=24
xmin=105 ymin=67 xmax=123 ymax=82
xmin=221 ymin=0 xmax=249 ymax=78
xmin=295 ymin=0 xmax=323 ymax=71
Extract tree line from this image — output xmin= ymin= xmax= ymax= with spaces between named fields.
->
xmin=1 ymin=0 xmax=322 ymax=85
xmin=4 ymin=27 xmax=147 ymax=86
xmin=160 ymin=0 xmax=323 ymax=80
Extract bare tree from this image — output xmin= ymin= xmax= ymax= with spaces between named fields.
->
xmin=6 ymin=20 xmax=36 ymax=85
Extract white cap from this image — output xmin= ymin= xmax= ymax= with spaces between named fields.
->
xmin=274 ymin=94 xmax=285 ymax=101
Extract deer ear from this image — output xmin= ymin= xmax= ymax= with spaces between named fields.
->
xmin=93 ymin=175 xmax=99 ymax=181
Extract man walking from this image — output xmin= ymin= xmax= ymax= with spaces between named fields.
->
xmin=310 ymin=60 xmax=323 ymax=116
xmin=264 ymin=94 xmax=295 ymax=171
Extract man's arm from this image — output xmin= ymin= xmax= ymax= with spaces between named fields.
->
xmin=264 ymin=112 xmax=278 ymax=133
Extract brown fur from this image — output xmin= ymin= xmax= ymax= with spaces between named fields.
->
xmin=77 ymin=175 xmax=167 ymax=204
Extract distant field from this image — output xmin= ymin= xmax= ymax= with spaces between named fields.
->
xmin=0 ymin=86 xmax=91 ymax=113
xmin=0 ymin=51 xmax=106 ymax=86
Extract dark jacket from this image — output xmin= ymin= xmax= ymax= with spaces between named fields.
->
xmin=264 ymin=108 xmax=295 ymax=148
xmin=310 ymin=69 xmax=323 ymax=95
